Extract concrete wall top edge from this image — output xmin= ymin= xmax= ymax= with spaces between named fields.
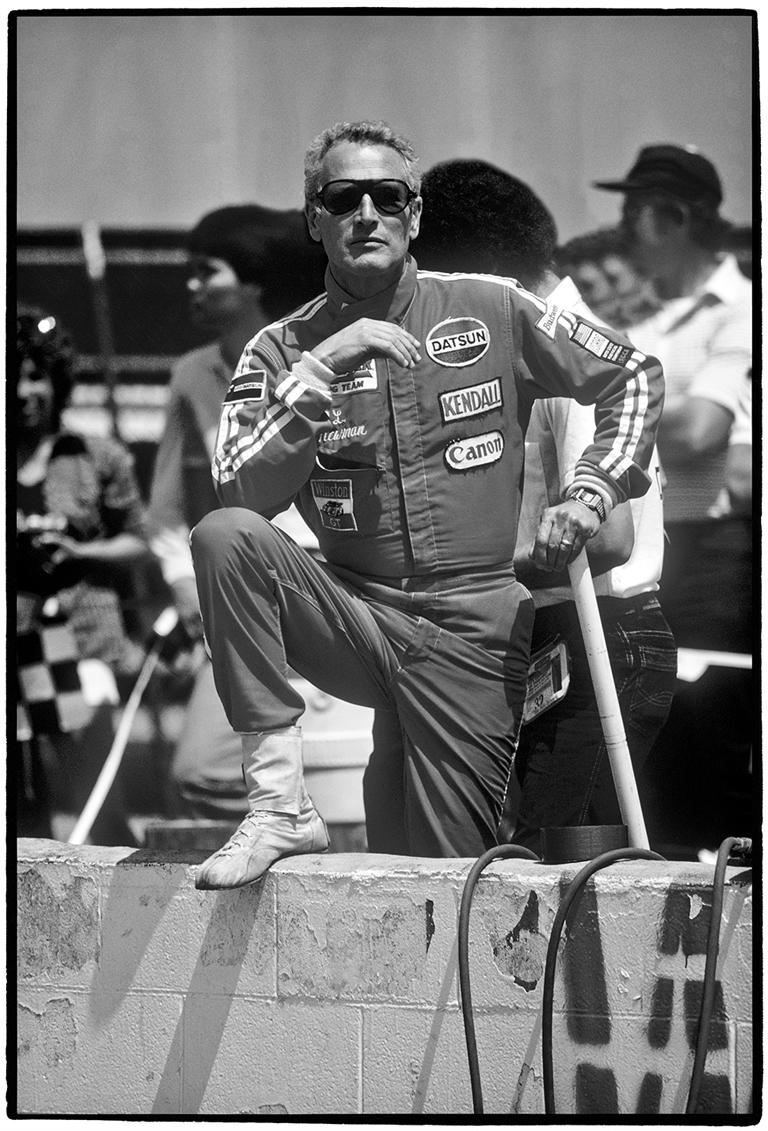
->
xmin=16 ymin=838 xmax=751 ymax=889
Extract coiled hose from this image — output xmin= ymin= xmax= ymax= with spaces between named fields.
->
xmin=686 ymin=836 xmax=753 ymax=1114
xmin=459 ymin=838 xmax=752 ymax=1116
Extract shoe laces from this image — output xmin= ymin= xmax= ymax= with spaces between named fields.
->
xmin=216 ymin=810 xmax=294 ymax=856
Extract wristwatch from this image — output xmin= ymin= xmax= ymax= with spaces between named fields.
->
xmin=565 ymin=487 xmax=608 ymax=524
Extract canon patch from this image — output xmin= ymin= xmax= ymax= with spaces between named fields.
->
xmin=311 ymin=478 xmax=357 ymax=531
xmin=426 ymin=317 xmax=490 ymax=367
xmin=224 ymin=370 xmax=267 ymax=404
xmin=439 ymin=378 xmax=503 ymax=423
xmin=444 ymin=430 xmax=504 ymax=472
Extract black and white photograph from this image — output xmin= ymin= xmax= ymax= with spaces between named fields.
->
xmin=12 ymin=6 xmax=757 ymax=1120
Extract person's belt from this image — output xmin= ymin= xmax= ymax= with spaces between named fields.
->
xmin=596 ymin=592 xmax=659 ymax=620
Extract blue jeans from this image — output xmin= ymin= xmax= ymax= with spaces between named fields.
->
xmin=510 ymin=594 xmax=677 ymax=851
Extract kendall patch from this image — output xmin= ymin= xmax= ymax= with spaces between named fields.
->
xmin=311 ymin=478 xmax=358 ymax=531
xmin=426 ymin=317 xmax=490 ymax=367
xmin=439 ymin=378 xmax=503 ymax=423
xmin=332 ymin=359 xmax=378 ymax=395
xmin=571 ymin=321 xmax=633 ymax=367
xmin=444 ymin=430 xmax=504 ymax=472
xmin=224 ymin=369 xmax=267 ymax=403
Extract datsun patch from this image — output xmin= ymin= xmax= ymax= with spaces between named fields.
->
xmin=571 ymin=321 xmax=633 ymax=367
xmin=224 ymin=370 xmax=267 ymax=404
xmin=439 ymin=378 xmax=503 ymax=424
xmin=444 ymin=430 xmax=504 ymax=472
xmin=311 ymin=479 xmax=358 ymax=531
xmin=426 ymin=317 xmax=490 ymax=367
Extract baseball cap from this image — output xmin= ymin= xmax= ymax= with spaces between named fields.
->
xmin=593 ymin=144 xmax=722 ymax=206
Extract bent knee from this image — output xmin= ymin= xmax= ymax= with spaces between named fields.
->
xmin=190 ymin=507 xmax=272 ymax=562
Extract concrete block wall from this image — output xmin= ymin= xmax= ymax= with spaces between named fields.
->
xmin=15 ymin=838 xmax=754 ymax=1117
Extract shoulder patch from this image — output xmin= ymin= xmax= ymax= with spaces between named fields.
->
xmin=535 ymin=302 xmax=566 ymax=340
xmin=571 ymin=322 xmax=633 ymax=367
xmin=224 ymin=370 xmax=267 ymax=404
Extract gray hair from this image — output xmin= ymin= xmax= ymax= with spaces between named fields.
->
xmin=303 ymin=120 xmax=421 ymax=210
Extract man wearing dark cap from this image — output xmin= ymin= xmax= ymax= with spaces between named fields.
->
xmin=594 ymin=144 xmax=753 ymax=848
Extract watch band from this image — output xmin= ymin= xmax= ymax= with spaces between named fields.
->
xmin=565 ymin=487 xmax=608 ymax=523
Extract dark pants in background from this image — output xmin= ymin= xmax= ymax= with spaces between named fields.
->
xmin=644 ymin=516 xmax=754 ymax=853
xmin=511 ymin=595 xmax=677 ymax=852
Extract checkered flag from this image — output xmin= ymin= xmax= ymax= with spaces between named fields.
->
xmin=17 ymin=607 xmax=92 ymax=740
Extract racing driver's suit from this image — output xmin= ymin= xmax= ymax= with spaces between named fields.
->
xmin=191 ymin=256 xmax=664 ymax=856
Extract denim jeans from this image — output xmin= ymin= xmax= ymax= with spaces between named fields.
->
xmin=510 ymin=594 xmax=677 ymax=852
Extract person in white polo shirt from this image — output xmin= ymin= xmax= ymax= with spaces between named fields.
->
xmin=593 ymin=144 xmax=753 ymax=850
xmin=593 ymin=143 xmax=752 ymax=656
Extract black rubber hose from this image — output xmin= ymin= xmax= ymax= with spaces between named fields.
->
xmin=542 ymin=847 xmax=665 ymax=1115
xmin=686 ymin=836 xmax=752 ymax=1114
xmin=458 ymin=843 xmax=540 ymax=1115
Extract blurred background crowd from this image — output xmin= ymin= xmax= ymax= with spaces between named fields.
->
xmin=14 ymin=11 xmax=756 ymax=860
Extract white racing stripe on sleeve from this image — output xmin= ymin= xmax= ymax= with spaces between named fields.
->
xmin=227 ymin=404 xmax=294 ymax=476
xmin=599 ymin=357 xmax=649 ymax=479
xmin=275 ymin=374 xmax=311 ymax=408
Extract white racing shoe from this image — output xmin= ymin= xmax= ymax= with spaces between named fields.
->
xmin=194 ymin=807 xmax=330 ymax=890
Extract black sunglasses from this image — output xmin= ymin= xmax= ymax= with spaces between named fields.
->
xmin=316 ymin=179 xmax=417 ymax=216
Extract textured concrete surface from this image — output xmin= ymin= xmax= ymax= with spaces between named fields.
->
xmin=15 ymin=838 xmax=754 ymax=1117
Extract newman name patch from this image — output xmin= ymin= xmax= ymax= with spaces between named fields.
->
xmin=439 ymin=378 xmax=503 ymax=423
xmin=224 ymin=370 xmax=267 ymax=404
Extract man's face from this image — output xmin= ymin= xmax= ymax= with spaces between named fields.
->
xmin=186 ymin=256 xmax=253 ymax=331
xmin=619 ymin=193 xmax=669 ymax=275
xmin=307 ymin=141 xmax=422 ymax=297
xmin=570 ymin=261 xmax=615 ymax=320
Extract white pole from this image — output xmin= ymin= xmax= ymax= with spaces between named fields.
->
xmin=68 ymin=608 xmax=179 ymax=846
xmin=567 ymin=551 xmax=650 ymax=850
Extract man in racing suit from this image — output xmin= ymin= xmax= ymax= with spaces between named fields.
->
xmin=190 ymin=120 xmax=664 ymax=889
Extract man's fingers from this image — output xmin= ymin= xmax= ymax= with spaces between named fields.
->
xmin=531 ymin=519 xmax=584 ymax=570
xmin=377 ymin=327 xmax=421 ymax=368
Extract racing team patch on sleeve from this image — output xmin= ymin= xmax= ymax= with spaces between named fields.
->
xmin=311 ymin=479 xmax=358 ymax=531
xmin=223 ymin=370 xmax=267 ymax=404
xmin=571 ymin=322 xmax=633 ymax=367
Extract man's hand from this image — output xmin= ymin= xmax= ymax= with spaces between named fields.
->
xmin=311 ymin=318 xmax=421 ymax=377
xmin=33 ymin=530 xmax=81 ymax=566
xmin=529 ymin=499 xmax=602 ymax=572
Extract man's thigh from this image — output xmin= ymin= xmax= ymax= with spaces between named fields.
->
xmin=372 ymin=584 xmax=533 ymax=856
